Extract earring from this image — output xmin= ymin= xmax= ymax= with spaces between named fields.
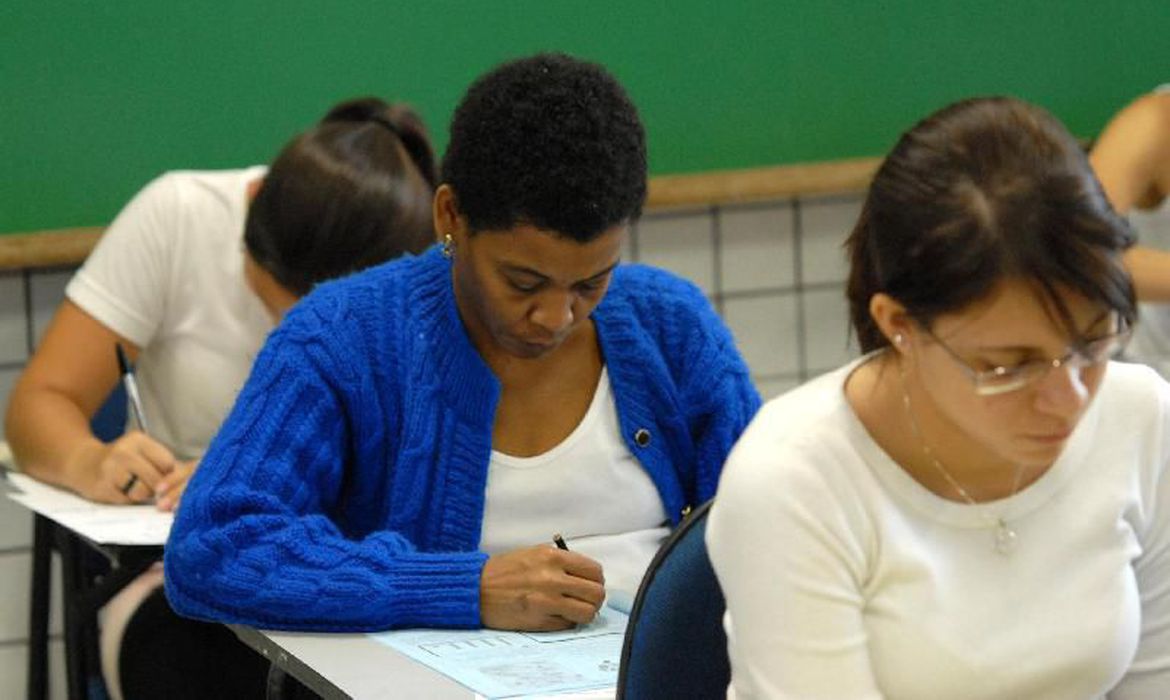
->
xmin=893 ymin=333 xmax=904 ymax=346
xmin=441 ymin=233 xmax=454 ymax=259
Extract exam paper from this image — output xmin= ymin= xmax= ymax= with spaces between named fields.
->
xmin=372 ymin=606 xmax=628 ymax=699
xmin=4 ymin=471 xmax=172 ymax=545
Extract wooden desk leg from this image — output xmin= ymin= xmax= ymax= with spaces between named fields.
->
xmin=26 ymin=514 xmax=51 ymax=700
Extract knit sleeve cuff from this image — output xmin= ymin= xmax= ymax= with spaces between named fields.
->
xmin=368 ymin=547 xmax=489 ymax=629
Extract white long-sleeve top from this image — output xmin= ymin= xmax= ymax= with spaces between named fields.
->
xmin=707 ymin=359 xmax=1170 ymax=699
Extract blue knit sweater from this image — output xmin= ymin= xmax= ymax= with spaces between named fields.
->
xmin=164 ymin=246 xmax=761 ymax=632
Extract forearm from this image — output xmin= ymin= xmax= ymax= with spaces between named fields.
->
xmin=1126 ymin=246 xmax=1170 ymax=302
xmin=165 ymin=515 xmax=488 ymax=631
xmin=4 ymin=378 xmax=106 ymax=495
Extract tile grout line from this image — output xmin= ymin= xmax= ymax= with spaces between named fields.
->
xmin=792 ymin=198 xmax=808 ymax=382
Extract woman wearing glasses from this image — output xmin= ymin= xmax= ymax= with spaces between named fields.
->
xmin=707 ymin=97 xmax=1168 ymax=698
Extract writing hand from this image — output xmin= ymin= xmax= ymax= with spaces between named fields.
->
xmin=480 ymin=544 xmax=606 ymax=631
xmin=82 ymin=430 xmax=175 ymax=504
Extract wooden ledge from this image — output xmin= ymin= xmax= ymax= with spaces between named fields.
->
xmin=647 ymin=156 xmax=880 ymax=210
xmin=0 ymin=228 xmax=104 ymax=272
xmin=0 ymin=156 xmax=882 ymax=271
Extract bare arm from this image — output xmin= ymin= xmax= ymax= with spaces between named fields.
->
xmin=1125 ymin=247 xmax=1170 ymax=302
xmin=1090 ymin=92 xmax=1170 ymax=302
xmin=4 ymin=299 xmax=176 ymax=502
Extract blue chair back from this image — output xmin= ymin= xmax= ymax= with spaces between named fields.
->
xmin=91 ymin=381 xmax=127 ymax=442
xmin=617 ymin=499 xmax=729 ymax=699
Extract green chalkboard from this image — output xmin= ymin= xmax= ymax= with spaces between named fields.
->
xmin=2 ymin=1 xmax=1167 ymax=233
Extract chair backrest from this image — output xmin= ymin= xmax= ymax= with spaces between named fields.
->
xmin=91 ymin=380 xmax=128 ymax=442
xmin=617 ymin=499 xmax=729 ymax=699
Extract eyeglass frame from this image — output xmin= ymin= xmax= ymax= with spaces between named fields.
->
xmin=913 ymin=318 xmax=1133 ymax=396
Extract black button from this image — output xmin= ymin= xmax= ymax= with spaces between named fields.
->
xmin=634 ymin=428 xmax=651 ymax=447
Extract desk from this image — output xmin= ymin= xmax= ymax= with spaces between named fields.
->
xmin=231 ymin=626 xmax=474 ymax=699
xmin=231 ymin=626 xmax=619 ymax=700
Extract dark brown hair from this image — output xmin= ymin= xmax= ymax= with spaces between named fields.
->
xmin=244 ymin=97 xmax=436 ymax=296
xmin=846 ymin=96 xmax=1136 ymax=352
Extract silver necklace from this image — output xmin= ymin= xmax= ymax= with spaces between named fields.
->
xmin=900 ymin=377 xmax=1024 ymax=555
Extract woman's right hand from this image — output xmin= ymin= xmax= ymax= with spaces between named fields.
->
xmin=479 ymin=544 xmax=606 ymax=631
xmin=3 ymin=300 xmax=166 ymax=502
xmin=74 ymin=430 xmax=177 ymax=504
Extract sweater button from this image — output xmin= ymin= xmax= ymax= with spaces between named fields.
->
xmin=633 ymin=428 xmax=651 ymax=447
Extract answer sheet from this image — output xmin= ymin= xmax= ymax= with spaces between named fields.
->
xmin=372 ymin=606 xmax=627 ymax=699
xmin=4 ymin=471 xmax=172 ymax=545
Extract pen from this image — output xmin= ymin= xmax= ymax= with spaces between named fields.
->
xmin=116 ymin=343 xmax=150 ymax=435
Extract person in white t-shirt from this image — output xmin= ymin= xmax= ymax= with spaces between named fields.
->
xmin=708 ymin=96 xmax=1170 ymax=699
xmin=1091 ymin=86 xmax=1170 ymax=377
xmin=4 ymin=97 xmax=437 ymax=699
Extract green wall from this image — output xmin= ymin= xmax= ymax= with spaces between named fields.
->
xmin=3 ymin=1 xmax=1167 ymax=233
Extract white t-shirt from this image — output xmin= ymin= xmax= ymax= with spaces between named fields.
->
xmin=707 ymin=358 xmax=1170 ymax=700
xmin=480 ymin=368 xmax=670 ymax=598
xmin=66 ymin=167 xmax=272 ymax=460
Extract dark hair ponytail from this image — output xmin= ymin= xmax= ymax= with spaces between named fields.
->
xmin=243 ymin=96 xmax=437 ymax=296
xmin=321 ymin=98 xmax=438 ymax=189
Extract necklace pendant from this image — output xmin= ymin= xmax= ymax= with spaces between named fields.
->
xmin=994 ymin=519 xmax=1018 ymax=555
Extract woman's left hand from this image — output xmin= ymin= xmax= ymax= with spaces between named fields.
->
xmin=155 ymin=459 xmax=197 ymax=511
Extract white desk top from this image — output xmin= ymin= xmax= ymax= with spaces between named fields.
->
xmin=236 ymin=626 xmax=473 ymax=698
xmin=233 ymin=626 xmax=617 ymax=700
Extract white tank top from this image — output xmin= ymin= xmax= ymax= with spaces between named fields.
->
xmin=479 ymin=368 xmax=670 ymax=597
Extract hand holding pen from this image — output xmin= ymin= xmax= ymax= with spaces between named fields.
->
xmin=82 ymin=344 xmax=178 ymax=505
xmin=478 ymin=534 xmax=605 ymax=631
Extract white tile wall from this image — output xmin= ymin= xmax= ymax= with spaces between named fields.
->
xmin=0 ymin=273 xmax=27 ymax=364
xmin=0 ymin=484 xmax=34 ymax=549
xmin=803 ymin=286 xmax=857 ymax=374
xmin=755 ymin=376 xmax=801 ymax=402
xmin=2 ymin=265 xmax=71 ymax=700
xmin=636 ymin=211 xmax=716 ymax=294
xmin=801 ymin=196 xmax=862 ymax=285
xmin=0 ymin=551 xmax=64 ymax=644
xmin=0 ymin=551 xmax=33 ymax=644
xmin=1130 ymin=204 xmax=1170 ymax=249
xmin=723 ymin=294 xmax=801 ymax=377
xmin=0 ymin=639 xmax=66 ymax=700
xmin=0 ymin=366 xmax=21 ymax=441
xmin=718 ymin=203 xmax=796 ymax=292
xmin=29 ymin=270 xmax=71 ymax=348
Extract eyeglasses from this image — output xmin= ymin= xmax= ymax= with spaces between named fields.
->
xmin=920 ymin=322 xmax=1132 ymax=396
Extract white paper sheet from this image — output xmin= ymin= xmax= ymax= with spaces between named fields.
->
xmin=4 ymin=471 xmax=172 ymax=545
xmin=373 ymin=605 xmax=627 ymax=699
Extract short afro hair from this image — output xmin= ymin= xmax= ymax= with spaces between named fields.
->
xmin=440 ymin=53 xmax=647 ymax=242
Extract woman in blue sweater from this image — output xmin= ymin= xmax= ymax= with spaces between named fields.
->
xmin=165 ymin=53 xmax=761 ymax=632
